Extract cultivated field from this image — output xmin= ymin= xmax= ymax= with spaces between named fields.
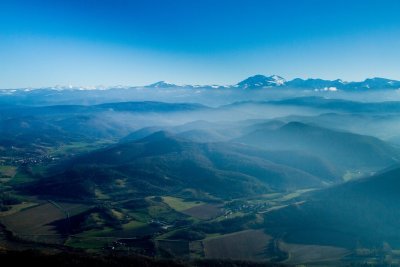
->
xmin=182 ymin=204 xmax=222 ymax=220
xmin=279 ymin=241 xmax=350 ymax=265
xmin=0 ymin=166 xmax=16 ymax=178
xmin=0 ymin=201 xmax=91 ymax=244
xmin=203 ymin=229 xmax=272 ymax=260
xmin=0 ymin=202 xmax=38 ymax=217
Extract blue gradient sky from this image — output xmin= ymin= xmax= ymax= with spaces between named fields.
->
xmin=1 ymin=0 xmax=400 ymax=88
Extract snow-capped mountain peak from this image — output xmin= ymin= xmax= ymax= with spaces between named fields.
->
xmin=270 ymin=75 xmax=286 ymax=85
xmin=3 ymin=75 xmax=400 ymax=92
xmin=237 ymin=75 xmax=287 ymax=89
xmin=146 ymin=81 xmax=178 ymax=88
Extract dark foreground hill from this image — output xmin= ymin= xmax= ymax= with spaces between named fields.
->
xmin=0 ymin=250 xmax=287 ymax=267
xmin=264 ymin=166 xmax=400 ymax=248
xmin=26 ymin=131 xmax=336 ymax=200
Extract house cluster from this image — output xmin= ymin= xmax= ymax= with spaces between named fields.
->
xmin=223 ymin=201 xmax=270 ymax=217
xmin=148 ymin=219 xmax=174 ymax=230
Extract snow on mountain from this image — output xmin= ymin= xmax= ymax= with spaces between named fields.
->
xmin=237 ymin=75 xmax=287 ymax=89
xmin=146 ymin=81 xmax=178 ymax=88
xmin=2 ymin=75 xmax=400 ymax=92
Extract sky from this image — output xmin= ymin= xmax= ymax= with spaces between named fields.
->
xmin=1 ymin=0 xmax=400 ymax=88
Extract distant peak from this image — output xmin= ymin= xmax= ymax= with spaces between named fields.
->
xmin=146 ymin=81 xmax=178 ymax=88
xmin=357 ymin=77 xmax=400 ymax=89
xmin=237 ymin=74 xmax=287 ymax=89
xmin=270 ymin=74 xmax=285 ymax=81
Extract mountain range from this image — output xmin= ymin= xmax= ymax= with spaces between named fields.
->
xmin=150 ymin=75 xmax=400 ymax=91
xmin=2 ymin=75 xmax=400 ymax=92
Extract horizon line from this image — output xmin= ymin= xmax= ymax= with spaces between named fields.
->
xmin=1 ymin=74 xmax=399 ymax=90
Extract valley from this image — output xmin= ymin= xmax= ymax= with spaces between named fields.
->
xmin=1 ymin=93 xmax=400 ymax=266
xmin=3 ymin=1 xmax=400 ymax=265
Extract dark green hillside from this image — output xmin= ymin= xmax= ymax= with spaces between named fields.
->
xmin=0 ymin=116 xmax=73 ymax=147
xmin=121 ymin=126 xmax=164 ymax=142
xmin=236 ymin=122 xmax=399 ymax=173
xmin=0 ymin=101 xmax=212 ymax=152
xmin=121 ymin=120 xmax=257 ymax=144
xmin=243 ymin=149 xmax=339 ymax=182
xmin=264 ymin=167 xmax=400 ymax=248
xmin=0 ymin=250 xmax=288 ymax=267
xmin=26 ymin=132 xmax=328 ymax=199
xmin=175 ymin=129 xmax=227 ymax=142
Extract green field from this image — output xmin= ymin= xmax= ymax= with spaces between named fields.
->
xmin=66 ymin=227 xmax=119 ymax=249
xmin=274 ymin=188 xmax=316 ymax=202
xmin=49 ymin=140 xmax=114 ymax=157
xmin=162 ymin=196 xmax=204 ymax=212
xmin=7 ymin=170 xmax=36 ymax=185
xmin=0 ymin=166 xmax=17 ymax=178
xmin=65 ymin=235 xmax=114 ymax=250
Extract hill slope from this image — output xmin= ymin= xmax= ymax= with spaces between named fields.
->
xmin=27 ymin=132 xmax=330 ymax=199
xmin=264 ymin=166 xmax=400 ymax=248
xmin=236 ymin=122 xmax=400 ymax=174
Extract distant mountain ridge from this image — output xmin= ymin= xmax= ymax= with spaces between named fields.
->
xmin=3 ymin=75 xmax=400 ymax=91
xmin=129 ymin=75 xmax=400 ymax=90
xmin=235 ymin=75 xmax=400 ymax=90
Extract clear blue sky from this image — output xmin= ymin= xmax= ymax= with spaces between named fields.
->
xmin=1 ymin=0 xmax=400 ymax=88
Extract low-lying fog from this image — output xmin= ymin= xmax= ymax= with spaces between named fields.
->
xmin=2 ymin=86 xmax=400 ymax=145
